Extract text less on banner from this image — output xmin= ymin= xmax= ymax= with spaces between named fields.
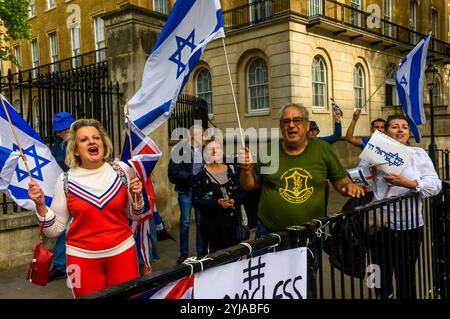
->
xmin=194 ymin=248 xmax=307 ymax=299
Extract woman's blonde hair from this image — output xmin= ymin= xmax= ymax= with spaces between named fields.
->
xmin=65 ymin=119 xmax=113 ymax=168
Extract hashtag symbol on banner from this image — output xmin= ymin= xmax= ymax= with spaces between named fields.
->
xmin=242 ymin=257 xmax=266 ymax=291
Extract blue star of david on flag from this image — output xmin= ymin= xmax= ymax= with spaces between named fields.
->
xmin=169 ymin=30 xmax=196 ymax=79
xmin=13 ymin=144 xmax=50 ymax=182
xmin=399 ymin=76 xmax=408 ymax=87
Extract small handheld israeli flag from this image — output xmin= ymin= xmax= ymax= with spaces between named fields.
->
xmin=347 ymin=166 xmax=374 ymax=192
xmin=0 ymin=96 xmax=62 ymax=210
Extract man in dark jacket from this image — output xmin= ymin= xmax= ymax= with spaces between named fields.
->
xmin=168 ymin=125 xmax=204 ymax=263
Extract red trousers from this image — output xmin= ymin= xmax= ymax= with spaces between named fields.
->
xmin=66 ymin=246 xmax=139 ymax=298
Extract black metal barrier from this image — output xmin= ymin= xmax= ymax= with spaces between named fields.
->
xmin=85 ymin=181 xmax=450 ymax=299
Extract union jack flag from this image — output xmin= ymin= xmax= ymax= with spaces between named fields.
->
xmin=131 ymin=275 xmax=194 ymax=299
xmin=121 ymin=121 xmax=162 ymax=271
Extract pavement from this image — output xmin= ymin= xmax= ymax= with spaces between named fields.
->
xmin=0 ymin=186 xmax=348 ymax=299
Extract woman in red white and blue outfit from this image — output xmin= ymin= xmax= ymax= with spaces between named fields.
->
xmin=28 ymin=119 xmax=144 ymax=298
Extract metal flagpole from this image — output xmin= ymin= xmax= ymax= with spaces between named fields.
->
xmin=222 ymin=38 xmax=245 ymax=149
xmin=361 ymin=65 xmax=397 ymax=110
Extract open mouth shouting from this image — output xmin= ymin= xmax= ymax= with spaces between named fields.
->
xmin=88 ymin=145 xmax=99 ymax=156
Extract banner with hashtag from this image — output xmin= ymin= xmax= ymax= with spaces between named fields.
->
xmin=194 ymin=247 xmax=307 ymax=299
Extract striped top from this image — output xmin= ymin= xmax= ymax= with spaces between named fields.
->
xmin=36 ymin=161 xmax=144 ymax=258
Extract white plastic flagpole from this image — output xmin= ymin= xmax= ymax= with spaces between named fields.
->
xmin=222 ymin=38 xmax=245 ymax=149
xmin=0 ymin=94 xmax=33 ymax=180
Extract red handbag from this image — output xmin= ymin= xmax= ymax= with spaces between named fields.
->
xmin=26 ymin=225 xmax=54 ymax=286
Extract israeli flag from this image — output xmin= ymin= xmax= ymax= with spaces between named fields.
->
xmin=396 ymin=32 xmax=431 ymax=143
xmin=127 ymin=0 xmax=225 ymax=135
xmin=0 ymin=146 xmax=20 ymax=192
xmin=0 ymin=96 xmax=62 ymax=210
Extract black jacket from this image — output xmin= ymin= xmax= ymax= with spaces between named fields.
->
xmin=168 ymin=141 xmax=203 ymax=193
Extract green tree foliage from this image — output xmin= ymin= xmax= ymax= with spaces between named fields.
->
xmin=0 ymin=0 xmax=31 ymax=64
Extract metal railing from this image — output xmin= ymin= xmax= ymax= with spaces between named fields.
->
xmin=7 ymin=49 xmax=108 ymax=81
xmin=86 ymin=181 xmax=450 ymax=299
xmin=437 ymin=149 xmax=450 ymax=182
xmin=222 ymin=0 xmax=450 ymax=59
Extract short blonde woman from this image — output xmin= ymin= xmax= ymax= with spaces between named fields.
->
xmin=28 ymin=119 xmax=144 ymax=298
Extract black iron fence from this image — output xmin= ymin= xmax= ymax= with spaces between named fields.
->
xmin=223 ymin=0 xmax=450 ymax=60
xmin=168 ymin=93 xmax=208 ymax=139
xmin=86 ymin=181 xmax=450 ymax=299
xmin=0 ymin=52 xmax=123 ymax=214
xmin=437 ymin=149 xmax=450 ymax=182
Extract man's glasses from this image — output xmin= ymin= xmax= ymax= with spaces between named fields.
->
xmin=280 ymin=117 xmax=304 ymax=127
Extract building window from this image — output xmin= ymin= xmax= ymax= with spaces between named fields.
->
xmin=350 ymin=0 xmax=362 ymax=27
xmin=13 ymin=46 xmax=21 ymax=71
xmin=410 ymin=0 xmax=417 ymax=44
xmin=153 ymin=0 xmax=169 ymax=14
xmin=47 ymin=0 xmax=56 ymax=10
xmin=431 ymin=9 xmax=438 ymax=50
xmin=309 ymin=0 xmax=323 ymax=17
xmin=196 ymin=69 xmax=213 ymax=115
xmin=354 ymin=64 xmax=365 ymax=110
xmin=385 ymin=64 xmax=398 ymax=106
xmin=31 ymin=39 xmax=39 ymax=78
xmin=29 ymin=0 xmax=36 ymax=17
xmin=311 ymin=56 xmax=327 ymax=109
xmin=94 ymin=17 xmax=106 ymax=62
xmin=433 ymin=78 xmax=441 ymax=106
xmin=49 ymin=32 xmax=59 ymax=72
xmin=71 ymin=26 xmax=81 ymax=68
xmin=384 ymin=0 xmax=392 ymax=37
xmin=249 ymin=0 xmax=272 ymax=24
xmin=247 ymin=58 xmax=269 ymax=112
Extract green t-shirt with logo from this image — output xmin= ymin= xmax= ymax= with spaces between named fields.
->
xmin=254 ymin=139 xmax=347 ymax=231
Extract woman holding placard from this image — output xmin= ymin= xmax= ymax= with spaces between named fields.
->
xmin=358 ymin=114 xmax=441 ymax=299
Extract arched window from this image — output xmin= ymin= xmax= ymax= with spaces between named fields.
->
xmin=247 ymin=58 xmax=269 ymax=111
xmin=196 ymin=68 xmax=213 ymax=115
xmin=354 ymin=64 xmax=366 ymax=110
xmin=312 ymin=56 xmax=327 ymax=109
xmin=433 ymin=78 xmax=441 ymax=106
xmin=385 ymin=64 xmax=398 ymax=106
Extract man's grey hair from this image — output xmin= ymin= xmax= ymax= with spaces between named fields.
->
xmin=189 ymin=124 xmax=204 ymax=136
xmin=279 ymin=103 xmax=309 ymax=121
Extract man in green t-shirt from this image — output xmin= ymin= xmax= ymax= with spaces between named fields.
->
xmin=240 ymin=103 xmax=364 ymax=298
xmin=240 ymin=103 xmax=365 ymax=234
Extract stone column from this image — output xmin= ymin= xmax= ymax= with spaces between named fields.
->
xmin=102 ymin=5 xmax=177 ymax=229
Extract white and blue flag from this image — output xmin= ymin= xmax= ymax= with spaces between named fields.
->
xmin=0 ymin=96 xmax=62 ymax=210
xmin=127 ymin=0 xmax=225 ymax=135
xmin=395 ymin=32 xmax=431 ymax=143
xmin=0 ymin=146 xmax=20 ymax=192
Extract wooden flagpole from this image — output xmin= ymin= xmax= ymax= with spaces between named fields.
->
xmin=0 ymin=94 xmax=33 ymax=180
